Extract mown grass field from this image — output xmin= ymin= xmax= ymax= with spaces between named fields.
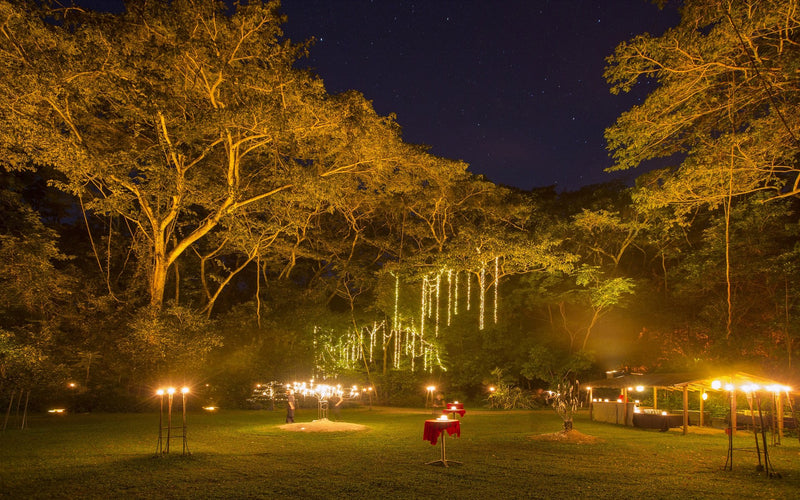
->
xmin=2 ymin=406 xmax=800 ymax=499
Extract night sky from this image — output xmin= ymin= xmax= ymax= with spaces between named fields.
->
xmin=82 ymin=0 xmax=681 ymax=191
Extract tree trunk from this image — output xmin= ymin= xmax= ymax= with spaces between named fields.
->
xmin=150 ymin=258 xmax=169 ymax=310
xmin=563 ymin=419 xmax=573 ymax=432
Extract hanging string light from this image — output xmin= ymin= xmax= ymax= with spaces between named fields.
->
xmin=435 ymin=272 xmax=441 ymax=337
xmin=368 ymin=322 xmax=375 ymax=363
xmin=393 ymin=273 xmax=400 ymax=331
xmin=394 ymin=325 xmax=401 ymax=368
xmin=420 ymin=276 xmax=427 ymax=338
xmin=479 ymin=264 xmax=486 ymax=330
xmin=410 ymin=318 xmax=416 ymax=371
xmin=454 ymin=271 xmax=459 ymax=315
xmin=494 ymin=256 xmax=500 ymax=324
xmin=447 ymin=269 xmax=453 ymax=326
xmin=424 ymin=276 xmax=431 ymax=318
xmin=466 ymin=271 xmax=471 ymax=311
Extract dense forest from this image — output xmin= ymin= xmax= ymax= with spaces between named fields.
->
xmin=1 ymin=0 xmax=799 ymax=411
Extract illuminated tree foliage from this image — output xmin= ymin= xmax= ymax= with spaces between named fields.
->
xmin=0 ymin=0 xmax=420 ymax=312
xmin=606 ymin=0 xmax=800 ymax=352
xmin=605 ymin=0 xmax=800 ymax=204
xmin=3 ymin=0 xmax=800 ymax=409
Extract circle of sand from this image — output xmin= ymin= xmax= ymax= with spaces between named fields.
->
xmin=528 ymin=429 xmax=602 ymax=443
xmin=279 ymin=418 xmax=368 ymax=432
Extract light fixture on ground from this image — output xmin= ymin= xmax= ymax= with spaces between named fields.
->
xmin=155 ymin=386 xmax=190 ymax=456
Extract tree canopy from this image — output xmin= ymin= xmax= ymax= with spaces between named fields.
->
xmin=605 ymin=0 xmax=800 ymax=205
xmin=1 ymin=0 xmax=800 ymax=410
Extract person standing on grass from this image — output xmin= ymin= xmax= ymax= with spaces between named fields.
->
xmin=432 ymin=392 xmax=445 ymax=415
xmin=286 ymin=389 xmax=296 ymax=423
xmin=332 ymin=393 xmax=343 ymax=421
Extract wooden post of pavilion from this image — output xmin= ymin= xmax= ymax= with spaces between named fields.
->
xmin=622 ymin=387 xmax=629 ymax=426
xmin=682 ymin=385 xmax=689 ymax=435
xmin=777 ymin=392 xmax=784 ymax=442
xmin=699 ymin=390 xmax=705 ymax=427
xmin=653 ymin=387 xmax=658 ymax=411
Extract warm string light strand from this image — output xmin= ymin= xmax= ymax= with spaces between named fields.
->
xmin=479 ymin=265 xmax=486 ymax=330
xmin=494 ymin=256 xmax=499 ymax=324
xmin=312 ymin=264 xmax=503 ymax=375
xmin=447 ymin=269 xmax=452 ymax=326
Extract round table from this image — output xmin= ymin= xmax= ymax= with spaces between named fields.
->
xmin=423 ymin=418 xmax=462 ymax=467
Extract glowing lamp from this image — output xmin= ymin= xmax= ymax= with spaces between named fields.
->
xmin=202 ymin=406 xmax=217 ymax=412
xmin=489 ymin=386 xmax=496 ymax=392
xmin=711 ymin=380 xmax=722 ymax=390
xmin=167 ymin=387 xmax=176 ymax=395
xmin=437 ymin=415 xmax=449 ymax=421
xmin=181 ymin=387 xmax=189 ymax=394
xmin=427 ymin=386 xmax=436 ymax=392
xmin=661 ymin=411 xmax=667 ymax=416
xmin=48 ymin=408 xmax=65 ymax=414
xmin=156 ymin=389 xmax=164 ymax=396
xmin=724 ymin=384 xmax=734 ymax=392
xmin=635 ymin=385 xmax=644 ymax=392
xmin=701 ymin=392 xmax=708 ymax=400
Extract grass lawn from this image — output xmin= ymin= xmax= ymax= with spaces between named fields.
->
xmin=2 ymin=406 xmax=800 ymax=499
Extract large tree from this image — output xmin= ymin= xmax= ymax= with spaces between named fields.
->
xmin=0 ymin=0 xmax=415 ymax=312
xmin=605 ymin=0 xmax=800 ymax=204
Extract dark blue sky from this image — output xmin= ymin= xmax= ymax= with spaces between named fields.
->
xmin=278 ymin=1 xmax=681 ymax=191
xmin=82 ymin=0 xmax=681 ymax=191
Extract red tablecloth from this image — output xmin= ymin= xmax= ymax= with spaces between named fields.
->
xmin=423 ymin=419 xmax=461 ymax=445
xmin=446 ymin=402 xmax=464 ymax=409
xmin=443 ymin=406 xmax=466 ymax=417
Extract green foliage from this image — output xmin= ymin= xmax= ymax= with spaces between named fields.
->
xmin=124 ymin=305 xmax=222 ymax=381
xmin=522 ymin=346 xmax=594 ymax=387
xmin=485 ymin=368 xmax=542 ymax=409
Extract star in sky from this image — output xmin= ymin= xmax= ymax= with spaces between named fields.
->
xmin=281 ymin=0 xmax=681 ymax=191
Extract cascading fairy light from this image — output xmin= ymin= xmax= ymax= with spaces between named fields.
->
xmin=494 ymin=256 xmax=500 ymax=324
xmin=372 ymin=324 xmax=376 ymax=363
xmin=435 ymin=272 xmax=441 ymax=337
xmin=395 ymin=326 xmax=401 ymax=368
xmin=447 ymin=269 xmax=453 ymax=326
xmin=410 ymin=318 xmax=416 ymax=371
xmin=454 ymin=271 xmax=459 ymax=315
xmin=393 ymin=274 xmax=400 ymax=331
xmin=479 ymin=264 xmax=486 ymax=330
xmin=466 ymin=271 xmax=471 ymax=311
xmin=420 ymin=276 xmax=427 ymax=339
xmin=427 ymin=276 xmax=434 ymax=318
